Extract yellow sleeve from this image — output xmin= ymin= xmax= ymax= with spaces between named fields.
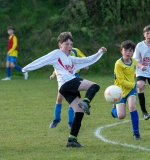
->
xmin=52 ymin=70 xmax=56 ymax=76
xmin=74 ymin=48 xmax=86 ymax=57
xmin=115 ymin=63 xmax=135 ymax=89
xmin=8 ymin=36 xmax=17 ymax=54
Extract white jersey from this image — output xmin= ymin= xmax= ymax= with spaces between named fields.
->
xmin=22 ymin=49 xmax=104 ymax=89
xmin=133 ymin=41 xmax=150 ymax=77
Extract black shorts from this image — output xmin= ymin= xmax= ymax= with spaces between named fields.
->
xmin=59 ymin=78 xmax=83 ymax=104
xmin=137 ymin=76 xmax=150 ymax=84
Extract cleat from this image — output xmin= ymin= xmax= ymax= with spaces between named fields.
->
xmin=66 ymin=138 xmax=83 ymax=148
xmin=143 ymin=112 xmax=150 ymax=120
xmin=23 ymin=72 xmax=28 ymax=80
xmin=49 ymin=119 xmax=61 ymax=128
xmin=111 ymin=104 xmax=117 ymax=118
xmin=68 ymin=122 xmax=72 ymax=129
xmin=133 ymin=134 xmax=141 ymax=140
xmin=78 ymin=101 xmax=90 ymax=115
xmin=1 ymin=77 xmax=11 ymax=81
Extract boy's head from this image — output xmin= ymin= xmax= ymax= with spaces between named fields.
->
xmin=7 ymin=26 xmax=15 ymax=35
xmin=57 ymin=32 xmax=73 ymax=44
xmin=143 ymin=25 xmax=150 ymax=33
xmin=57 ymin=32 xmax=73 ymax=55
xmin=120 ymin=40 xmax=135 ymax=51
xmin=143 ymin=25 xmax=150 ymax=42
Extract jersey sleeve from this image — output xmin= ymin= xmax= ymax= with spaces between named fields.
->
xmin=70 ymin=49 xmax=104 ymax=71
xmin=133 ymin=43 xmax=140 ymax=62
xmin=75 ymin=48 xmax=86 ymax=57
xmin=22 ymin=51 xmax=58 ymax=73
xmin=115 ymin=62 xmax=135 ymax=89
xmin=8 ymin=36 xmax=17 ymax=53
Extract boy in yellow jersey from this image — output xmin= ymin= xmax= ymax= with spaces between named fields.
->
xmin=111 ymin=40 xmax=146 ymax=140
xmin=2 ymin=26 xmax=28 ymax=80
xmin=50 ymin=48 xmax=89 ymax=129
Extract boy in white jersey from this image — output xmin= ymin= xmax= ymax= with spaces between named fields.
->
xmin=22 ymin=32 xmax=107 ymax=147
xmin=133 ymin=25 xmax=150 ymax=120
xmin=49 ymin=47 xmax=89 ymax=129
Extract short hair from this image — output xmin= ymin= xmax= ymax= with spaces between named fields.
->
xmin=143 ymin=25 xmax=150 ymax=33
xmin=120 ymin=40 xmax=135 ymax=51
xmin=7 ymin=26 xmax=15 ymax=31
xmin=57 ymin=32 xmax=73 ymax=44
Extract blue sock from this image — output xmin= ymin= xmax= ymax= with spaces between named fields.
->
xmin=54 ymin=104 xmax=62 ymax=120
xmin=14 ymin=65 xmax=22 ymax=72
xmin=130 ymin=110 xmax=139 ymax=135
xmin=111 ymin=107 xmax=118 ymax=118
xmin=6 ymin=67 xmax=11 ymax=77
xmin=68 ymin=107 xmax=74 ymax=123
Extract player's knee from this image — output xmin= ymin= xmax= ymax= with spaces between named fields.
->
xmin=118 ymin=114 xmax=125 ymax=119
xmin=91 ymin=84 xmax=100 ymax=92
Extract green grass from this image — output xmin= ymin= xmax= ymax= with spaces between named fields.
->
xmin=1 ymin=73 xmax=150 ymax=160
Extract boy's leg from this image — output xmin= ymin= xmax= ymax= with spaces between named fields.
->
xmin=112 ymin=104 xmax=126 ymax=119
xmin=128 ymin=96 xmax=140 ymax=140
xmin=50 ymin=93 xmax=64 ymax=128
xmin=137 ymin=79 xmax=150 ymax=120
xmin=66 ymin=97 xmax=84 ymax=147
xmin=2 ymin=58 xmax=11 ymax=80
xmin=68 ymin=107 xmax=74 ymax=129
xmin=78 ymin=79 xmax=100 ymax=115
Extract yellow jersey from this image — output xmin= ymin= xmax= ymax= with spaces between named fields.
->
xmin=8 ymin=35 xmax=18 ymax=57
xmin=114 ymin=57 xmax=137 ymax=97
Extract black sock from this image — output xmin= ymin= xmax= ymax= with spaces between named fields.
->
xmin=70 ymin=112 xmax=84 ymax=137
xmin=84 ymin=84 xmax=100 ymax=103
xmin=138 ymin=93 xmax=147 ymax=113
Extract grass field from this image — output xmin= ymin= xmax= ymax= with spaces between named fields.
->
xmin=1 ymin=72 xmax=150 ymax=160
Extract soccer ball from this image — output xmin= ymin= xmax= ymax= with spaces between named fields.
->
xmin=104 ymin=85 xmax=123 ymax=104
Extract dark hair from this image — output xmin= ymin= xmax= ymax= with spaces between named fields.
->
xmin=57 ymin=32 xmax=73 ymax=44
xmin=143 ymin=25 xmax=150 ymax=33
xmin=120 ymin=40 xmax=135 ymax=51
xmin=7 ymin=26 xmax=15 ymax=31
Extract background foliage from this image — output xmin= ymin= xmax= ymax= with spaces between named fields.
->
xmin=0 ymin=0 xmax=150 ymax=74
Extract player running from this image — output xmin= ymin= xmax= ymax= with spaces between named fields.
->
xmin=111 ymin=40 xmax=146 ymax=140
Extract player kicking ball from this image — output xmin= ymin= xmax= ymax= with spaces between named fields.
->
xmin=22 ymin=32 xmax=107 ymax=147
xmin=111 ymin=40 xmax=146 ymax=140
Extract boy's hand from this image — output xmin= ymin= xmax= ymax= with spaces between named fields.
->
xmin=84 ymin=66 xmax=89 ymax=70
xmin=50 ymin=74 xmax=55 ymax=80
xmin=141 ymin=65 xmax=146 ymax=71
xmin=7 ymin=52 xmax=10 ymax=55
xmin=101 ymin=47 xmax=107 ymax=52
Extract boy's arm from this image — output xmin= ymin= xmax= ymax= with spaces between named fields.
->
xmin=8 ymin=36 xmax=17 ymax=55
xmin=22 ymin=51 xmax=57 ymax=73
xmin=133 ymin=44 xmax=140 ymax=62
xmin=50 ymin=70 xmax=56 ymax=80
xmin=70 ymin=47 xmax=107 ymax=72
xmin=137 ymin=62 xmax=146 ymax=71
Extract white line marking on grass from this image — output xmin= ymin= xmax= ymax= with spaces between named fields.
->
xmin=94 ymin=120 xmax=150 ymax=151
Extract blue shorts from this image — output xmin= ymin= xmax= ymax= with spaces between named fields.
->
xmin=117 ymin=87 xmax=137 ymax=104
xmin=6 ymin=56 xmax=17 ymax=63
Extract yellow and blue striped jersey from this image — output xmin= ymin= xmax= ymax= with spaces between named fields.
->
xmin=114 ymin=57 xmax=137 ymax=97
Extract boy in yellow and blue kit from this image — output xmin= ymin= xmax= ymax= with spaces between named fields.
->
xmin=111 ymin=40 xmax=146 ymax=140
xmin=2 ymin=26 xmax=28 ymax=80
xmin=50 ymin=48 xmax=88 ymax=129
